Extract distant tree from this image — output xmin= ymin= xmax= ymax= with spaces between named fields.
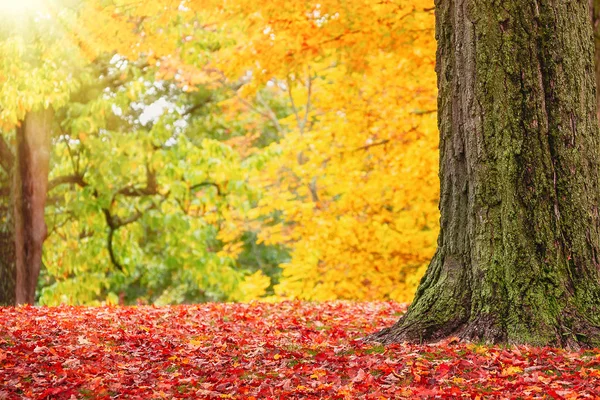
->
xmin=0 ymin=6 xmax=62 ymax=305
xmin=373 ymin=1 xmax=600 ymax=347
xmin=0 ymin=0 xmax=147 ymax=305
xmin=0 ymin=135 xmax=16 ymax=305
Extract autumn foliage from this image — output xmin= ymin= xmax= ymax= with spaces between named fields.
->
xmin=207 ymin=0 xmax=439 ymax=303
xmin=0 ymin=0 xmax=439 ymax=305
xmin=2 ymin=302 xmax=600 ymax=399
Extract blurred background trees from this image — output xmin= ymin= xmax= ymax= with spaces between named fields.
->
xmin=0 ymin=0 xmax=438 ymax=305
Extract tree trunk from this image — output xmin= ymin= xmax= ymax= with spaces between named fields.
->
xmin=0 ymin=191 xmax=16 ymax=306
xmin=14 ymin=109 xmax=53 ymax=305
xmin=372 ymin=0 xmax=600 ymax=347
xmin=592 ymin=0 xmax=600 ymax=123
xmin=0 ymin=135 xmax=16 ymax=306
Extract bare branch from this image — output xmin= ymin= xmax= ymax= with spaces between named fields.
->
xmin=48 ymin=174 xmax=87 ymax=191
xmin=102 ymin=202 xmax=158 ymax=272
xmin=117 ymin=186 xmax=158 ymax=197
xmin=45 ymin=210 xmax=75 ymax=240
xmin=61 ymin=131 xmax=80 ymax=174
xmin=116 ymin=165 xmax=158 ymax=197
xmin=255 ymin=93 xmax=284 ymax=134
xmin=308 ymin=177 xmax=319 ymax=203
xmin=354 ymin=139 xmax=390 ymax=152
xmin=190 ymin=181 xmax=222 ymax=196
xmin=286 ymin=76 xmax=304 ymax=135
xmin=319 ymin=29 xmax=361 ymax=45
xmin=105 ymin=226 xmax=125 ymax=272
xmin=215 ymin=70 xmax=284 ymax=135
xmin=410 ymin=109 xmax=436 ymax=115
xmin=180 ymin=91 xmax=215 ymax=117
xmin=302 ymin=69 xmax=313 ymax=133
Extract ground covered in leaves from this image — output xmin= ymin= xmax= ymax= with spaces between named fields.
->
xmin=1 ymin=302 xmax=600 ymax=399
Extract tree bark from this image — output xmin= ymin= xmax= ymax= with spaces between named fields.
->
xmin=372 ymin=0 xmax=600 ymax=347
xmin=14 ymin=109 xmax=53 ymax=305
xmin=0 ymin=185 xmax=16 ymax=306
xmin=592 ymin=0 xmax=600 ymax=121
xmin=0 ymin=134 xmax=15 ymax=306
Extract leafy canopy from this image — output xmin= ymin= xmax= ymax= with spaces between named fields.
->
xmin=1 ymin=0 xmax=439 ymax=304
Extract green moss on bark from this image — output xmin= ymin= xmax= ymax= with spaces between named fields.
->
xmin=372 ymin=0 xmax=600 ymax=348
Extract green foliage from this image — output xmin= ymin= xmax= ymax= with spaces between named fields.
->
xmin=39 ymin=56 xmax=290 ymax=305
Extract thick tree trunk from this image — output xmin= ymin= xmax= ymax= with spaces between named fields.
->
xmin=593 ymin=0 xmax=600 ymax=121
xmin=14 ymin=109 xmax=53 ymax=305
xmin=373 ymin=0 xmax=600 ymax=347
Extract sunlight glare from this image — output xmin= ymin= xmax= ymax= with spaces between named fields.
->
xmin=0 ymin=0 xmax=47 ymax=16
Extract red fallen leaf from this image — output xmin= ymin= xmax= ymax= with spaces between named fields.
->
xmin=436 ymin=363 xmax=452 ymax=377
xmin=447 ymin=387 xmax=462 ymax=396
xmin=445 ymin=336 xmax=461 ymax=346
xmin=414 ymin=387 xmax=439 ymax=397
xmin=545 ymin=388 xmax=566 ymax=400
xmin=37 ymin=386 xmax=69 ymax=399
xmin=195 ymin=388 xmax=222 ymax=397
xmin=33 ymin=346 xmax=47 ymax=353
xmin=352 ymin=368 xmax=366 ymax=383
xmin=279 ymin=378 xmax=292 ymax=390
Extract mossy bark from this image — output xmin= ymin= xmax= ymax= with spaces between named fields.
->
xmin=372 ymin=0 xmax=600 ymax=347
xmin=592 ymin=0 xmax=600 ymax=121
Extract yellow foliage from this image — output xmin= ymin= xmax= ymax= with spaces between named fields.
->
xmin=232 ymin=271 xmax=272 ymax=302
xmin=201 ymin=0 xmax=439 ymax=302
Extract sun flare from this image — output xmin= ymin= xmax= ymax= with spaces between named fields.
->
xmin=0 ymin=0 xmax=47 ymax=15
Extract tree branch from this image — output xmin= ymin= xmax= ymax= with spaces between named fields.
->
xmin=116 ymin=165 xmax=158 ymax=197
xmin=302 ymin=69 xmax=313 ymax=133
xmin=61 ymin=130 xmax=80 ymax=174
xmin=354 ymin=139 xmax=390 ymax=152
xmin=47 ymin=165 xmax=162 ymax=272
xmin=215 ymin=71 xmax=284 ymax=135
xmin=181 ymin=95 xmax=214 ymax=117
xmin=410 ymin=109 xmax=436 ymax=115
xmin=255 ymin=92 xmax=284 ymax=134
xmin=105 ymin=226 xmax=125 ymax=272
xmin=48 ymin=174 xmax=87 ymax=191
xmin=102 ymin=202 xmax=158 ymax=272
xmin=190 ymin=181 xmax=222 ymax=196
xmin=286 ymin=76 xmax=304 ymax=135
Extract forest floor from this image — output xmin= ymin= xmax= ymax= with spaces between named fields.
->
xmin=1 ymin=301 xmax=599 ymax=399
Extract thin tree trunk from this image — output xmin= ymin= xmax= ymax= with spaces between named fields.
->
xmin=0 ymin=135 xmax=16 ymax=306
xmin=372 ymin=0 xmax=600 ymax=348
xmin=14 ymin=109 xmax=53 ymax=305
xmin=0 ymin=194 xmax=15 ymax=306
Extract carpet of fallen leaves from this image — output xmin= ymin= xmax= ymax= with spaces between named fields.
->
xmin=1 ymin=302 xmax=600 ymax=399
